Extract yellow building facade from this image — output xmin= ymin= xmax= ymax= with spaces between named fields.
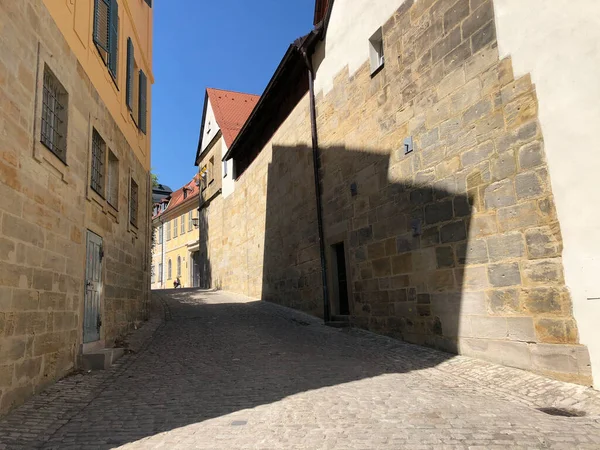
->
xmin=152 ymin=178 xmax=200 ymax=290
xmin=0 ymin=0 xmax=153 ymax=414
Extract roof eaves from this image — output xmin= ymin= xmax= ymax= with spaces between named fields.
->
xmin=194 ymin=91 xmax=210 ymax=166
xmin=222 ymin=44 xmax=300 ymax=162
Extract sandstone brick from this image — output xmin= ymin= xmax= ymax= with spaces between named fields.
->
xmin=535 ymin=318 xmax=569 ymax=344
xmin=471 ymin=20 xmax=496 ymax=54
xmin=525 ymin=225 xmax=561 ymax=259
xmin=471 ymin=213 xmax=497 ymax=237
xmin=465 ymin=45 xmax=499 ymax=81
xmin=490 ymin=150 xmax=516 ymax=181
xmin=13 ymin=356 xmax=42 ymax=383
xmin=522 ymin=287 xmax=566 ymax=315
xmin=487 ymin=288 xmax=520 ymax=314
xmin=488 ymin=262 xmax=521 ymax=287
xmin=461 ymin=140 xmax=494 ymax=167
xmin=391 ymin=253 xmax=412 ymax=275
xmin=420 ymin=127 xmax=440 ymax=149
xmin=518 ymin=141 xmax=544 ymax=170
xmin=440 ymin=220 xmax=466 ymax=243
xmin=522 ymin=258 xmax=564 ymax=286
xmin=462 ymin=0 xmax=494 ymax=40
xmin=497 ymin=202 xmax=539 ymax=232
xmin=0 ymin=336 xmax=26 ymax=362
xmin=515 ymin=171 xmax=545 ymax=200
xmin=2 ymin=213 xmax=44 ymax=248
xmin=504 ymin=93 xmax=538 ymax=130
xmin=470 ymin=316 xmax=507 ymax=339
xmin=432 ymin=28 xmax=462 ymax=64
xmin=463 ymin=98 xmax=492 ymax=125
xmin=444 ymin=0 xmax=470 ymax=33
xmin=487 ymin=232 xmax=525 ymax=262
xmin=483 ymin=179 xmax=516 ymax=209
xmin=33 ymin=269 xmax=54 ymax=291
xmin=462 ymin=266 xmax=489 ymax=289
xmin=435 ymin=157 xmax=460 ymax=179
xmin=444 ymin=41 xmax=472 ymax=75
xmin=372 ymin=257 xmax=392 ymax=277
xmin=507 ymin=317 xmax=536 ymax=342
xmin=436 ymin=246 xmax=455 ymax=268
xmin=368 ymin=241 xmax=386 ymax=260
xmin=391 ymin=274 xmax=410 ymax=289
xmin=456 ymin=238 xmax=488 ymax=264
xmin=12 ymin=289 xmax=39 ymax=311
xmin=433 ymin=269 xmax=455 ymax=291
xmin=425 ymin=200 xmax=453 ymax=224
xmin=0 ymin=364 xmax=14 ymax=387
xmin=0 ymin=261 xmax=32 ymax=289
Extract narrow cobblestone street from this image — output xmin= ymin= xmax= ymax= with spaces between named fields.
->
xmin=1 ymin=289 xmax=600 ymax=449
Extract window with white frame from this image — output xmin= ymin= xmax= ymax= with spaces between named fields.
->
xmin=181 ymin=215 xmax=185 ymax=234
xmin=369 ymin=27 xmax=384 ymax=74
xmin=188 ymin=211 xmax=193 ymax=231
xmin=173 ymin=217 xmax=178 ymax=238
xmin=158 ymin=262 xmax=163 ymax=282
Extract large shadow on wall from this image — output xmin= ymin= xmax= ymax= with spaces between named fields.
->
xmin=197 ymin=206 xmax=212 ymax=289
xmin=262 ymin=144 xmax=475 ymax=355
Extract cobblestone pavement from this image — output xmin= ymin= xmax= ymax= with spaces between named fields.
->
xmin=1 ymin=289 xmax=600 ymax=449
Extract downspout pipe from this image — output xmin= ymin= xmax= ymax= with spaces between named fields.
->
xmin=302 ymin=47 xmax=331 ymax=323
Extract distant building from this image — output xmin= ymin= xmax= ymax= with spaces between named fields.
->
xmin=195 ymin=0 xmax=600 ymax=388
xmin=152 ymin=183 xmax=173 ymax=204
xmin=151 ymin=177 xmax=200 ymax=289
xmin=0 ymin=0 xmax=154 ymax=413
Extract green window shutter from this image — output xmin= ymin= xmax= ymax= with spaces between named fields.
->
xmin=139 ymin=70 xmax=147 ymax=134
xmin=108 ymin=0 xmax=119 ymax=77
xmin=126 ymin=38 xmax=134 ymax=109
xmin=93 ymin=0 xmax=110 ymax=52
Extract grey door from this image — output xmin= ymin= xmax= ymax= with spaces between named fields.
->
xmin=84 ymin=231 xmax=103 ymax=343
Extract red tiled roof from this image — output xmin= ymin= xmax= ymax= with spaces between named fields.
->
xmin=153 ymin=175 xmax=199 ymax=219
xmin=206 ymin=88 xmax=260 ymax=147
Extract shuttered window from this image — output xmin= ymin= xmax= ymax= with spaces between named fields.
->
xmin=129 ymin=178 xmax=138 ymax=228
xmin=126 ymin=38 xmax=134 ymax=110
xmin=138 ymin=70 xmax=147 ymax=134
xmin=94 ymin=0 xmax=119 ymax=80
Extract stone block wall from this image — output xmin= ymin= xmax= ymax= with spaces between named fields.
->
xmin=0 ymin=0 xmax=150 ymax=414
xmin=311 ymin=0 xmax=590 ymax=384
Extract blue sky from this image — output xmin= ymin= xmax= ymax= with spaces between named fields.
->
xmin=151 ymin=0 xmax=315 ymax=190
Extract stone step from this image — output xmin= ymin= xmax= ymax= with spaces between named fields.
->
xmin=331 ymin=315 xmax=351 ymax=322
xmin=79 ymin=348 xmax=125 ymax=371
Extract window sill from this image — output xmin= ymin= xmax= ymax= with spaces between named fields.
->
xmin=370 ymin=63 xmax=384 ymax=78
xmin=40 ymin=141 xmax=68 ymax=167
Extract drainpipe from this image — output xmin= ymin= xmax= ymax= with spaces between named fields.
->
xmin=302 ymin=48 xmax=330 ymax=323
xmin=160 ymin=217 xmax=165 ymax=289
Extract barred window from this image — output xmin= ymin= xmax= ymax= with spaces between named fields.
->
xmin=41 ymin=65 xmax=68 ymax=163
xmin=129 ymin=178 xmax=138 ymax=227
xmin=91 ymin=129 xmax=106 ymax=196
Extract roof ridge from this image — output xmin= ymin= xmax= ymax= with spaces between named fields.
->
xmin=206 ymin=86 xmax=261 ymax=97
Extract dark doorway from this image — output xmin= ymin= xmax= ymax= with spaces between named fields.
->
xmin=332 ymin=242 xmax=349 ymax=316
xmin=192 ymin=251 xmax=201 ymax=288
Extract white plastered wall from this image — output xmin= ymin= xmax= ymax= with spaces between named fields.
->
xmin=200 ymin=99 xmax=220 ymax=153
xmin=494 ymin=0 xmax=600 ymax=388
xmin=222 ymin=140 xmax=235 ymax=198
xmin=313 ymin=0 xmax=407 ymax=95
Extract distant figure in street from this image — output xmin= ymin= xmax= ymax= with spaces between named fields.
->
xmin=173 ymin=276 xmax=181 ymax=289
